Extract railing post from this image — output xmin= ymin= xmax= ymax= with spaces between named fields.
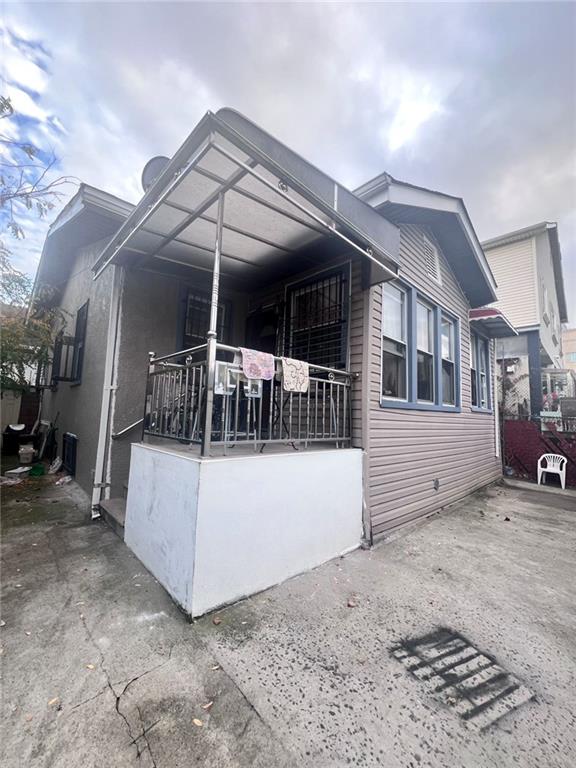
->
xmin=202 ymin=191 xmax=225 ymax=457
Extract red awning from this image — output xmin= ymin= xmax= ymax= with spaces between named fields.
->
xmin=469 ymin=308 xmax=518 ymax=338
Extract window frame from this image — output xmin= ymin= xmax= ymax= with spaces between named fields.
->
xmin=181 ymin=289 xmax=229 ymax=349
xmin=284 ymin=263 xmax=350 ymax=370
xmin=470 ymin=331 xmax=492 ymax=413
xmin=70 ymin=301 xmax=89 ymax=384
xmin=381 ymin=282 xmax=408 ymax=401
xmin=380 ymin=281 xmax=461 ymax=412
xmin=441 ymin=315 xmax=456 ymax=406
xmin=416 ymin=299 xmax=435 ymax=403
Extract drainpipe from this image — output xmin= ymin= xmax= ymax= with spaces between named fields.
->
xmin=91 ymin=265 xmax=123 ymax=518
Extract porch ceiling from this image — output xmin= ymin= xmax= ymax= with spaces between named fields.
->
xmin=92 ymin=109 xmax=400 ymax=288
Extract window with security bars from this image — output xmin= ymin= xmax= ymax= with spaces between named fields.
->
xmin=184 ymin=291 xmax=227 ymax=347
xmin=286 ymin=269 xmax=348 ymax=369
xmin=51 ymin=301 xmax=89 ymax=385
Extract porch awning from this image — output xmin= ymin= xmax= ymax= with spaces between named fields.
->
xmin=469 ymin=308 xmax=518 ymax=338
xmin=92 ymin=108 xmax=400 ymax=287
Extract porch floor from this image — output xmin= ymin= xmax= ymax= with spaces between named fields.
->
xmin=142 ymin=436 xmax=356 ymax=459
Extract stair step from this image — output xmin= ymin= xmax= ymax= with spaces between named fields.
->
xmin=99 ymin=498 xmax=126 ymax=540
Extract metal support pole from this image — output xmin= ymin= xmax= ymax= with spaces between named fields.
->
xmin=202 ymin=191 xmax=225 ymax=457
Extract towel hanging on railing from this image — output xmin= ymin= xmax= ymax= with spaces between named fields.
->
xmin=281 ymin=357 xmax=310 ymax=393
xmin=239 ymin=347 xmax=275 ymax=381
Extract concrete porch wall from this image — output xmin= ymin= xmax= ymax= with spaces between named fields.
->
xmin=124 ymin=443 xmax=363 ymax=617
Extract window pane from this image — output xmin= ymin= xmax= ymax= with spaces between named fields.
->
xmin=382 ymin=338 xmax=407 ymax=399
xmin=471 ymin=334 xmax=478 ymax=369
xmin=442 ymin=359 xmax=455 ymax=404
xmin=417 ymin=302 xmax=432 ymax=352
xmin=417 ymin=351 xmax=434 ymax=401
xmin=185 ymin=292 xmax=226 ymax=345
xmin=471 ymin=366 xmax=478 ymax=406
xmin=382 ymin=283 xmax=405 ymax=341
xmin=441 ymin=318 xmax=454 ymax=360
xmin=480 ymin=373 xmax=488 ymax=408
xmin=288 ymin=271 xmax=347 ymax=368
xmin=479 ymin=340 xmax=488 ymax=376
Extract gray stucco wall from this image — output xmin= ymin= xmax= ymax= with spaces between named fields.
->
xmin=109 ymin=269 xmax=181 ymax=497
xmin=42 ymin=239 xmax=114 ymax=498
xmin=109 ymin=268 xmax=247 ymax=497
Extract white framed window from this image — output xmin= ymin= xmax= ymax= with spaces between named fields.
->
xmin=416 ymin=301 xmax=434 ymax=402
xmin=441 ymin=316 xmax=456 ymax=405
xmin=381 ymin=282 xmax=460 ymax=411
xmin=471 ymin=332 xmax=490 ymax=410
xmin=381 ymin=282 xmax=407 ymax=399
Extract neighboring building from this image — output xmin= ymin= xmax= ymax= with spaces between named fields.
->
xmin=563 ymin=327 xmax=576 ymax=373
xmin=34 ymin=108 xmax=514 ymax=616
xmin=482 ymin=222 xmax=569 ymax=416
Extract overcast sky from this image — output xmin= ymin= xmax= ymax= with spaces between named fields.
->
xmin=2 ymin=1 xmax=575 ymax=323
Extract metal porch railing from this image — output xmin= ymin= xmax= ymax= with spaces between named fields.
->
xmin=143 ymin=343 xmax=353 ymax=453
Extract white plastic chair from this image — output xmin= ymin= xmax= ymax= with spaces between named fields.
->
xmin=537 ymin=453 xmax=567 ymax=490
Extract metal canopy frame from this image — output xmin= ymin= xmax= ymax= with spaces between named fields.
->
xmin=92 ymin=109 xmax=402 ymax=456
xmin=93 ymin=111 xmax=400 ymax=283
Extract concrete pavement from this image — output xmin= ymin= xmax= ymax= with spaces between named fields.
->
xmin=1 ymin=478 xmax=575 ymax=767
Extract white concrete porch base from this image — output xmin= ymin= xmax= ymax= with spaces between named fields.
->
xmin=124 ymin=443 xmax=363 ymax=617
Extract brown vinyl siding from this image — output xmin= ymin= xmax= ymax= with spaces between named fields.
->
xmin=349 ymin=258 xmax=364 ymax=447
xmin=366 ymin=224 xmax=501 ymax=539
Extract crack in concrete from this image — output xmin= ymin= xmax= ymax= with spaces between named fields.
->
xmin=114 ymin=647 xmax=174 ymax=699
xmin=134 ymin=704 xmax=159 ymax=768
xmin=78 ymin=612 xmax=142 ymax=759
xmin=43 ymin=514 xmax=173 ymax=766
xmin=69 ymin=686 xmax=109 ymax=711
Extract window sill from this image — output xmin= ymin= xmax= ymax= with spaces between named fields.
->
xmin=380 ymin=398 xmax=461 ymax=413
xmin=470 ymin=406 xmax=493 ymax=414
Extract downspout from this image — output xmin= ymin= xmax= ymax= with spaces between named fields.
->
xmin=91 ymin=265 xmax=123 ymax=518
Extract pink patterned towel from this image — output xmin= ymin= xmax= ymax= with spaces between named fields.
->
xmin=239 ymin=347 xmax=275 ymax=381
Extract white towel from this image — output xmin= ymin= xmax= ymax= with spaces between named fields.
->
xmin=281 ymin=357 xmax=310 ymax=393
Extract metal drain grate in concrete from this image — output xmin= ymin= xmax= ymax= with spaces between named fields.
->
xmin=391 ymin=628 xmax=534 ymax=730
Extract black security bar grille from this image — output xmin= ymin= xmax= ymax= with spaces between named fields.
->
xmin=286 ymin=269 xmax=348 ymax=370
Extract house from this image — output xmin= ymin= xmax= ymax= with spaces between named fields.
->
xmin=34 ymin=108 xmax=515 ymax=616
xmin=563 ymin=327 xmax=576 ymax=374
xmin=482 ymin=223 xmax=569 ymax=417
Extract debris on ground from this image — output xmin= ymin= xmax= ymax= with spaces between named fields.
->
xmin=212 ymin=616 xmax=222 ymax=625
xmin=4 ymin=467 xmax=31 ymax=479
xmin=0 ymin=476 xmax=22 ymax=486
xmin=48 ymin=457 xmax=63 ymax=474
xmin=201 ymin=701 xmax=214 ymax=710
xmin=55 ymin=476 xmax=72 ymax=486
xmin=192 ymin=718 xmax=203 ymax=727
xmin=347 ymin=597 xmax=358 ymax=608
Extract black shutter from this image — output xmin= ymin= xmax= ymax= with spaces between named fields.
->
xmin=71 ymin=301 xmax=89 ymax=382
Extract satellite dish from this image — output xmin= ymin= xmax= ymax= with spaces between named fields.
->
xmin=141 ymin=156 xmax=170 ymax=191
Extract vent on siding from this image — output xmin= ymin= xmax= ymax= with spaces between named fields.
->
xmin=422 ymin=235 xmax=442 ymax=285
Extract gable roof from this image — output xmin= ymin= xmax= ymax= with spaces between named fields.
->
xmin=91 ymin=108 xmax=401 ymax=288
xmin=31 ymin=184 xmax=133 ymax=307
xmin=482 ymin=222 xmax=568 ymax=323
xmin=355 ymin=172 xmax=498 ymax=308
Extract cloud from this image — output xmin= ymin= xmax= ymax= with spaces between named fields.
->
xmin=3 ymin=1 xmax=575 ymax=322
